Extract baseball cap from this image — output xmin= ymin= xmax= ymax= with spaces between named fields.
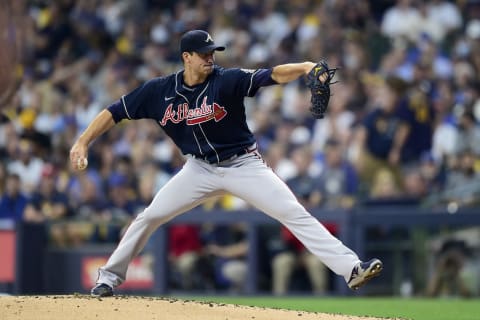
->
xmin=180 ymin=30 xmax=225 ymax=54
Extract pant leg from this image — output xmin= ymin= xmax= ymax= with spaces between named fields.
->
xmin=222 ymin=155 xmax=360 ymax=281
xmin=97 ymin=158 xmax=219 ymax=287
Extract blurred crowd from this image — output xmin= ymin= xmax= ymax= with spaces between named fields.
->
xmin=1 ymin=0 xmax=480 ymax=294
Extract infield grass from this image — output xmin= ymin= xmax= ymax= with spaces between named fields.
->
xmin=184 ymin=296 xmax=480 ymax=320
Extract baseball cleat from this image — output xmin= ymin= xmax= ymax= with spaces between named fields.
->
xmin=91 ymin=283 xmax=113 ymax=297
xmin=347 ymin=258 xmax=383 ymax=290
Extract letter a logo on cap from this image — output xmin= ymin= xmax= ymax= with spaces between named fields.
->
xmin=205 ymin=33 xmax=213 ymax=43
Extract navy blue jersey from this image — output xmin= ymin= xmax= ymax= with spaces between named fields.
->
xmin=108 ymin=66 xmax=276 ymax=163
xmin=395 ymin=95 xmax=434 ymax=163
xmin=363 ymin=108 xmax=403 ymax=159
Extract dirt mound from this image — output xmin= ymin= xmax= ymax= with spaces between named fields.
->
xmin=1 ymin=295 xmax=391 ymax=320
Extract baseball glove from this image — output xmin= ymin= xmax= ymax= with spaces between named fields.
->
xmin=306 ymin=60 xmax=338 ymax=119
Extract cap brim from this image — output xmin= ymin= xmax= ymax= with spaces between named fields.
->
xmin=196 ymin=45 xmax=225 ymax=53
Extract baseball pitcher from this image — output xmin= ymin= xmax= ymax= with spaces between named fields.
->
xmin=70 ymin=30 xmax=382 ymax=297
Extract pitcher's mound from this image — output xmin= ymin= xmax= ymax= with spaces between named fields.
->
xmin=1 ymin=295 xmax=392 ymax=320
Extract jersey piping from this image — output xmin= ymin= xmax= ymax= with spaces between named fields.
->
xmin=194 ymin=83 xmax=221 ymax=163
xmin=247 ymin=70 xmax=260 ymax=97
xmin=192 ymin=130 xmax=204 ymax=156
xmin=121 ymin=95 xmax=132 ymax=120
xmin=174 ymin=71 xmax=190 ymax=104
xmin=198 ymin=123 xmax=220 ymax=163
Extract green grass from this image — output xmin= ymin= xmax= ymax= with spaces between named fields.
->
xmin=182 ymin=296 xmax=480 ymax=320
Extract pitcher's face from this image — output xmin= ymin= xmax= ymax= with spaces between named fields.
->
xmin=184 ymin=51 xmax=215 ymax=77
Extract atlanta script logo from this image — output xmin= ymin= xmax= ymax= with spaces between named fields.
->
xmin=160 ymin=96 xmax=227 ymax=126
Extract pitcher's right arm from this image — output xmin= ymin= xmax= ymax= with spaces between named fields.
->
xmin=70 ymin=109 xmax=116 ymax=170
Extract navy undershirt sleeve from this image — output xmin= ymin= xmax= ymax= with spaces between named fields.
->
xmin=107 ymin=100 xmax=125 ymax=123
xmin=255 ymin=68 xmax=278 ymax=87
xmin=221 ymin=68 xmax=279 ymax=98
xmin=246 ymin=68 xmax=278 ymax=97
xmin=107 ymin=78 xmax=162 ymax=122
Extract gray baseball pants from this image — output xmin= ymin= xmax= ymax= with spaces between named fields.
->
xmin=96 ymin=153 xmax=360 ymax=288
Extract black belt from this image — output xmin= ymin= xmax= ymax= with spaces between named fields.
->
xmin=213 ymin=143 xmax=258 ymax=164
xmin=233 ymin=144 xmax=258 ymax=158
xmin=190 ymin=143 xmax=258 ymax=164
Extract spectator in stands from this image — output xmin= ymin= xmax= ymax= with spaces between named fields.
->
xmin=381 ymin=0 xmax=422 ymax=43
xmin=203 ymin=223 xmax=248 ymax=293
xmin=23 ymin=163 xmax=71 ymax=246
xmin=271 ymin=226 xmax=327 ymax=295
xmin=285 ymin=145 xmax=321 ymax=208
xmin=23 ymin=163 xmax=69 ymax=222
xmin=419 ymin=152 xmax=446 ymax=194
xmin=367 ymin=168 xmax=404 ymax=201
xmin=352 ymin=75 xmax=409 ymax=193
xmin=431 ymin=79 xmax=459 ymax=162
xmin=168 ymin=224 xmax=204 ymax=290
xmin=412 ymin=0 xmax=462 ymax=47
xmin=0 ymin=173 xmax=28 ymax=224
xmin=316 ymin=138 xmax=358 ymax=209
xmin=369 ymin=163 xmax=430 ymax=207
xmin=328 ymin=0 xmax=373 ymax=32
xmin=263 ymin=142 xmax=296 ymax=181
xmin=455 ymin=111 xmax=480 ymax=156
xmin=396 ymin=79 xmax=435 ymax=166
xmin=426 ymin=0 xmax=463 ymax=43
xmin=69 ymin=170 xmax=106 ymax=220
xmin=427 ymin=239 xmax=478 ymax=297
xmin=452 ymin=60 xmax=477 ymax=108
xmin=7 ymin=139 xmax=44 ymax=196
xmin=439 ymin=150 xmax=480 ymax=208
xmin=99 ymin=172 xmax=140 ymax=242
xmin=402 ymin=168 xmax=429 ymax=205
xmin=67 ymin=172 xmax=108 ymax=246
